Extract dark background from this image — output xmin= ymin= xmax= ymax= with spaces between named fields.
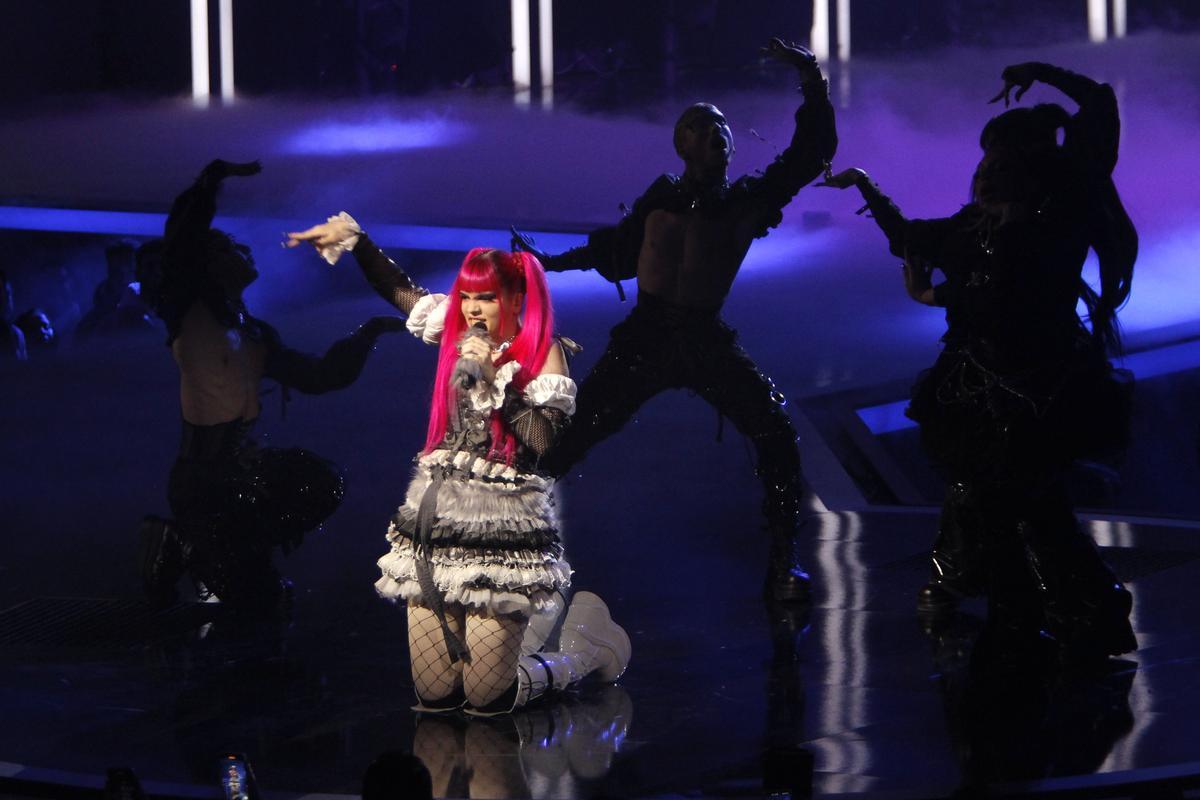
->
xmin=7 ymin=1 xmax=1200 ymax=101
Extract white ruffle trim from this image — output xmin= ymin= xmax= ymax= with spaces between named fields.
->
xmin=523 ymin=373 xmax=578 ymax=416
xmin=414 ymin=447 xmax=534 ymax=484
xmin=392 ymin=449 xmax=559 ymax=540
xmin=407 ymin=293 xmax=449 ymax=344
xmin=316 ymin=211 xmax=362 ymax=265
xmin=375 ymin=576 xmax=565 ymax=618
xmin=468 ymin=360 xmax=522 ymax=413
xmin=375 ymin=548 xmax=572 ymax=617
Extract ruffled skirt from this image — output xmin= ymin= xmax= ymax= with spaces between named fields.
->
xmin=375 ymin=449 xmax=571 ymax=618
xmin=907 ymin=341 xmax=1133 ymax=490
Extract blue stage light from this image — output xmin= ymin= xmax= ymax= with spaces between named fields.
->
xmin=280 ymin=116 xmax=469 ymax=155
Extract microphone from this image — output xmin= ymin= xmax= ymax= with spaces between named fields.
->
xmin=454 ymin=322 xmax=490 ymax=390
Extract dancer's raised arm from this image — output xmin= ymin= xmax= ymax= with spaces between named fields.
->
xmin=821 ymin=167 xmax=958 ymax=261
xmin=163 ymin=160 xmax=261 ymax=274
xmin=738 ymin=38 xmax=838 ymax=236
xmin=990 ymin=61 xmax=1120 ymax=175
xmin=262 ymin=315 xmax=407 ymax=395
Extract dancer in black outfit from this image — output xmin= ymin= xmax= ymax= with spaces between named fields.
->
xmin=823 ymin=62 xmax=1137 ymax=664
xmin=138 ymin=159 xmax=405 ymax=611
xmin=512 ymin=38 xmax=837 ymax=602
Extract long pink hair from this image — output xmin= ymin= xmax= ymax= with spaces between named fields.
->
xmin=423 ymin=248 xmax=555 ymax=463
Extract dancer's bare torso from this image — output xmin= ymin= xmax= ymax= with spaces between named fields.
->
xmin=173 ymin=302 xmax=265 ymax=425
xmin=638 ymin=206 xmax=759 ymax=309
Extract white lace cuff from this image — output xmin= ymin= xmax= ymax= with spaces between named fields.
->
xmin=523 ymin=374 xmax=578 ymax=416
xmin=468 ymin=361 xmax=523 ymax=413
xmin=407 ymin=293 xmax=448 ymax=344
xmin=317 ymin=211 xmax=362 ymax=265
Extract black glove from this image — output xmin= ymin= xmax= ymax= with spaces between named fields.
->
xmin=510 ymin=225 xmax=550 ymax=263
xmin=201 ymin=159 xmax=262 ymax=182
xmin=361 ymin=315 xmax=408 ymax=339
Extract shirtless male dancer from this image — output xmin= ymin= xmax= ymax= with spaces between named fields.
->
xmin=513 ymin=38 xmax=837 ymax=602
xmin=139 ymin=160 xmax=405 ymax=611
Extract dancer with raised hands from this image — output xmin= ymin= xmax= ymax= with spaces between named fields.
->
xmin=822 ymin=62 xmax=1137 ymax=665
xmin=510 ymin=37 xmax=838 ymax=604
xmin=138 ymin=161 xmax=406 ymax=613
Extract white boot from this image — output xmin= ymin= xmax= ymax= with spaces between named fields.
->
xmin=557 ymin=591 xmax=631 ymax=682
xmin=517 ymin=591 xmax=631 ymax=705
xmin=466 ymin=592 xmax=631 ymax=717
xmin=520 ymin=589 xmax=567 ymax=656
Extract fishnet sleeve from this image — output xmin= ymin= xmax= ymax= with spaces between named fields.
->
xmin=351 ymin=234 xmax=429 ymax=315
xmin=502 ymin=395 xmax=570 ymax=457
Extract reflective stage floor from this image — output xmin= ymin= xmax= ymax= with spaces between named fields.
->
xmin=4 ymin=29 xmax=1200 ymax=800
xmin=3 ymin=506 xmax=1199 ymax=799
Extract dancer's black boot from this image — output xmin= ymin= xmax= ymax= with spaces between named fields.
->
xmin=918 ymin=484 xmax=985 ymax=613
xmin=139 ymin=514 xmax=184 ymax=606
xmin=766 ymin=523 xmax=812 ymax=603
xmin=1021 ymin=511 xmax=1136 ymax=668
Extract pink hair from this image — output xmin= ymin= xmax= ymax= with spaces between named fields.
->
xmin=423 ymin=248 xmax=555 ymax=463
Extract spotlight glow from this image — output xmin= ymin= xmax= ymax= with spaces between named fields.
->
xmin=280 ymin=117 xmax=469 ymax=155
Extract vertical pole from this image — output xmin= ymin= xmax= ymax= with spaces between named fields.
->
xmin=538 ymin=0 xmax=553 ymax=89
xmin=512 ymin=0 xmax=532 ymax=89
xmin=190 ymin=0 xmax=211 ymax=101
xmin=836 ymin=0 xmax=850 ymax=62
xmin=538 ymin=0 xmax=553 ymax=107
xmin=1112 ymin=0 xmax=1127 ymax=38
xmin=810 ymin=0 xmax=830 ymax=63
xmin=1088 ymin=0 xmax=1108 ymax=43
xmin=219 ymin=0 xmax=235 ymax=101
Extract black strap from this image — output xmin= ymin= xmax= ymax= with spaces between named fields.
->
xmin=530 ymin=652 xmax=555 ymax=688
xmin=413 ymin=466 xmax=471 ymax=664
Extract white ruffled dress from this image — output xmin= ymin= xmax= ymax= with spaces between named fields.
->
xmin=374 ymin=293 xmax=576 ymax=618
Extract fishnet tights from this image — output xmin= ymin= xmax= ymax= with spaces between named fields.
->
xmin=464 ymin=611 xmax=526 ymax=709
xmin=413 ymin=715 xmax=529 ymax=799
xmin=465 ymin=718 xmax=528 ymax=797
xmin=408 ymin=601 xmax=528 ymax=709
xmin=408 ymin=604 xmax=464 ymax=704
xmin=411 ymin=715 xmax=462 ymax=797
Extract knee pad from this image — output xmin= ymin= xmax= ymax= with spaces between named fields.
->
xmin=463 ymin=679 xmax=519 ymax=717
xmin=413 ymin=685 xmax=466 ymax=713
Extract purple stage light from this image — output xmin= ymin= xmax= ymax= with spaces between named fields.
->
xmin=280 ymin=116 xmax=470 ymax=156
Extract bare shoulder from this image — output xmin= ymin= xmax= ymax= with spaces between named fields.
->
xmin=537 ymin=339 xmax=570 ymax=378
